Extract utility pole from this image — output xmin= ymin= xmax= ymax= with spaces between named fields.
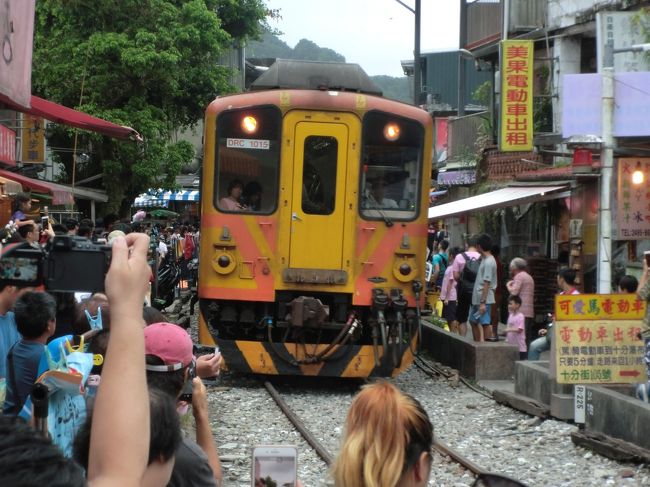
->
xmin=458 ymin=0 xmax=467 ymax=116
xmin=414 ymin=0 xmax=421 ymax=106
xmin=598 ymin=45 xmax=614 ymax=294
xmin=394 ymin=0 xmax=421 ymax=106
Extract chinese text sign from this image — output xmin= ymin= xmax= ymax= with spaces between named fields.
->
xmin=499 ymin=40 xmax=533 ymax=152
xmin=21 ymin=115 xmax=45 ymax=163
xmin=616 ymin=158 xmax=650 ymax=240
xmin=555 ymin=294 xmax=645 ymax=384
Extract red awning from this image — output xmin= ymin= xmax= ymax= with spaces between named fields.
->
xmin=0 ymin=169 xmax=73 ymax=205
xmin=0 ymin=93 xmax=142 ymax=141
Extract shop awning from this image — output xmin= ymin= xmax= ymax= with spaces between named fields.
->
xmin=133 ymin=190 xmax=199 ymax=208
xmin=428 ymin=185 xmax=570 ymax=220
xmin=0 ymin=93 xmax=141 ymax=141
xmin=0 ymin=170 xmax=108 ymax=204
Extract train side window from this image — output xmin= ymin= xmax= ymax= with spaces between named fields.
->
xmin=301 ymin=136 xmax=337 ymax=215
xmin=214 ymin=106 xmax=281 ymax=214
xmin=359 ymin=111 xmax=424 ymax=222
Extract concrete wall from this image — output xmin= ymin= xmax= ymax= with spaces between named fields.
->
xmin=586 ymin=385 xmax=650 ymax=450
xmin=421 ymin=322 xmax=519 ymax=380
xmin=552 ymin=36 xmax=582 ymax=135
xmin=548 ymin=0 xmax=621 ymax=30
xmin=514 ymin=360 xmax=573 ymax=404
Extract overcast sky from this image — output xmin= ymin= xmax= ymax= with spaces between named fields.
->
xmin=265 ymin=0 xmax=461 ymax=77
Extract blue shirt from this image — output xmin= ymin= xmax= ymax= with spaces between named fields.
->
xmin=10 ymin=210 xmax=26 ymax=222
xmin=0 ymin=311 xmax=20 ymax=379
xmin=3 ymin=340 xmax=44 ymax=414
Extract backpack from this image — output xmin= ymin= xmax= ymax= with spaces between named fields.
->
xmin=432 ymin=253 xmax=448 ymax=287
xmin=459 ymin=252 xmax=480 ymax=295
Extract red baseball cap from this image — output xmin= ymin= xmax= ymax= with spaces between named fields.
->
xmin=144 ymin=322 xmax=193 ymax=372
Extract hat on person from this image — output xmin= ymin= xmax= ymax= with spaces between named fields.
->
xmin=144 ymin=322 xmax=194 ymax=372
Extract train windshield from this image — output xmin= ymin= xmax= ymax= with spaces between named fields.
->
xmin=214 ymin=106 xmax=281 ymax=214
xmin=360 ymin=111 xmax=424 ymax=221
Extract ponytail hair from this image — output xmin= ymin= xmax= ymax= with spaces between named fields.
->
xmin=331 ymin=381 xmax=433 ymax=487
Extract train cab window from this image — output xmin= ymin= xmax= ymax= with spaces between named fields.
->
xmin=302 ymin=135 xmax=338 ymax=215
xmin=214 ymin=106 xmax=281 ymax=214
xmin=360 ymin=112 xmax=424 ymax=221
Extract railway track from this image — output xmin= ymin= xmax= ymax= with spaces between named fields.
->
xmin=263 ymin=375 xmax=494 ymax=483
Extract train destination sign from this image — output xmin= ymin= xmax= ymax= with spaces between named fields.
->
xmin=226 ymin=138 xmax=270 ymax=150
xmin=554 ymin=294 xmax=646 ymax=384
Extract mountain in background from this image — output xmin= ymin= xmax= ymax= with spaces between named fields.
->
xmin=247 ymin=31 xmax=410 ymax=103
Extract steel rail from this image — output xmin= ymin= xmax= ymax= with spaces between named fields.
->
xmin=263 ymin=381 xmax=334 ymax=466
xmin=433 ymin=440 xmax=487 ymax=476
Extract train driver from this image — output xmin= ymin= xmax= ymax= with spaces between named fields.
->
xmin=367 ymin=178 xmax=398 ymax=209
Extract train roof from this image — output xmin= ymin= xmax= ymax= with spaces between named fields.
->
xmin=249 ymin=59 xmax=383 ymax=96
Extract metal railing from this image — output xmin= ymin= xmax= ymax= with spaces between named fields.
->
xmin=509 ymin=0 xmax=546 ymax=32
xmin=466 ymin=0 xmax=502 ymax=48
xmin=447 ymin=111 xmax=488 ymax=161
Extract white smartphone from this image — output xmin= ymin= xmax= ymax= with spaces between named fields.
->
xmin=251 ymin=445 xmax=297 ymax=487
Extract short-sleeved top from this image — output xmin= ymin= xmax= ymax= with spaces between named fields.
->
xmin=508 ymin=271 xmax=535 ymax=318
xmin=472 ymin=254 xmax=497 ymax=305
xmin=3 ymin=340 xmax=45 ymax=414
xmin=10 ymin=210 xmax=26 ymax=222
xmin=168 ymin=438 xmax=217 ymax=487
xmin=0 ymin=312 xmax=20 ymax=379
xmin=506 ymin=311 xmax=526 ymax=352
xmin=451 ymin=251 xmax=481 ymax=278
xmin=439 ymin=266 xmax=457 ymax=302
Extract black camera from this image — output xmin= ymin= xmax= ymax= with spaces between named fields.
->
xmin=0 ymin=235 xmax=111 ymax=292
xmin=178 ymin=359 xmax=196 ymax=403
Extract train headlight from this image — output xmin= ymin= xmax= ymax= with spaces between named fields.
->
xmin=399 ymin=263 xmax=411 ymax=276
xmin=211 ymin=250 xmax=236 ymax=275
xmin=393 ymin=258 xmax=416 ymax=282
xmin=241 ymin=115 xmax=257 ymax=134
xmin=383 ymin=123 xmax=400 ymax=141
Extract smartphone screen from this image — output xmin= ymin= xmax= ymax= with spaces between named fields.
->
xmin=251 ymin=446 xmax=297 ymax=487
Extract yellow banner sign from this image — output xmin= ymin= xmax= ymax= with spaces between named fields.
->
xmin=21 ymin=115 xmax=45 ymax=163
xmin=555 ymin=320 xmax=645 ymax=384
xmin=499 ymin=40 xmax=533 ymax=152
xmin=554 ymin=294 xmax=645 ymax=321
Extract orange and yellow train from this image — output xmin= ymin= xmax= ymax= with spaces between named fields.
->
xmin=197 ymin=61 xmax=433 ymax=377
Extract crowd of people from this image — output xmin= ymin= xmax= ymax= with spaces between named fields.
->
xmin=428 ymin=230 xmax=642 ymax=362
xmin=0 ymin=234 xmax=439 ymax=485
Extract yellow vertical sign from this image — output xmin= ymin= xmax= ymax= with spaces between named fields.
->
xmin=499 ymin=40 xmax=534 ymax=152
xmin=21 ymin=115 xmax=45 ymax=163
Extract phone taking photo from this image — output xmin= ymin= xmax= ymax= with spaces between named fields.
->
xmin=251 ymin=445 xmax=297 ymax=487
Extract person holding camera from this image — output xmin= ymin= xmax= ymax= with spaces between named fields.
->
xmin=145 ymin=322 xmax=223 ymax=487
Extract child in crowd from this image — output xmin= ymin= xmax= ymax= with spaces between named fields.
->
xmin=440 ymin=246 xmax=461 ymax=334
xmin=3 ymin=291 xmax=56 ymax=415
xmin=505 ymin=295 xmax=527 ymax=360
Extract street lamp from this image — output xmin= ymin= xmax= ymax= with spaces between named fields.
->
xmin=394 ymin=0 xmax=421 ymax=106
xmin=598 ymin=42 xmax=650 ymax=293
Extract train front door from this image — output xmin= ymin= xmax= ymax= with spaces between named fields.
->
xmin=289 ymin=121 xmax=349 ymax=269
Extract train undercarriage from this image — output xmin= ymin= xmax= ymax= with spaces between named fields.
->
xmin=198 ymin=284 xmax=424 ymax=377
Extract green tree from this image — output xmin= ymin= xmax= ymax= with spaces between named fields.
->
xmin=32 ymin=0 xmax=269 ymax=214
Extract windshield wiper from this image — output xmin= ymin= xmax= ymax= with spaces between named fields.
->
xmin=365 ymin=196 xmax=394 ymax=227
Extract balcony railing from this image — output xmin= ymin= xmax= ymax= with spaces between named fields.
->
xmin=509 ymin=0 xmax=546 ymax=32
xmin=465 ymin=0 xmax=547 ymax=50
xmin=447 ymin=112 xmax=487 ymax=162
xmin=466 ymin=0 xmax=502 ymax=49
